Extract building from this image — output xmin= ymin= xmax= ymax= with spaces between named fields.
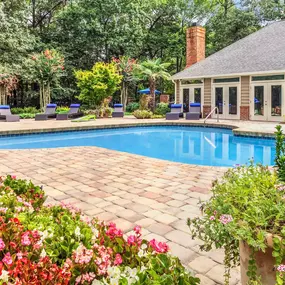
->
xmin=171 ymin=21 xmax=285 ymax=121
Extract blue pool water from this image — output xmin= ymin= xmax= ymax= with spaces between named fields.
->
xmin=0 ymin=126 xmax=275 ymax=167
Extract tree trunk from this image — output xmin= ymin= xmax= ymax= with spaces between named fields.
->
xmin=121 ymin=81 xmax=128 ymax=111
xmin=149 ymin=79 xmax=155 ymax=111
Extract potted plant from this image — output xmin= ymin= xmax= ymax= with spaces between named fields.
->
xmin=188 ymin=126 xmax=285 ymax=285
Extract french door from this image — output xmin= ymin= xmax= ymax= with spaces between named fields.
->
xmin=251 ymin=83 xmax=283 ymax=121
xmin=212 ymin=85 xmax=240 ymax=119
xmin=182 ymin=86 xmax=203 ymax=112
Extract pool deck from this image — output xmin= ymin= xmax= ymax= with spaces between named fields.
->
xmin=0 ymin=116 xmax=282 ymax=137
xmin=0 ymin=117 xmax=280 ymax=285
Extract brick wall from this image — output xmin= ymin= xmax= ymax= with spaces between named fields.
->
xmin=186 ymin=26 xmax=206 ymax=68
xmin=240 ymin=106 xmax=250 ymax=120
xmin=203 ymin=105 xmax=211 ymax=118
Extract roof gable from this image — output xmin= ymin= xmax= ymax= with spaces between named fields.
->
xmin=172 ymin=21 xmax=285 ymax=80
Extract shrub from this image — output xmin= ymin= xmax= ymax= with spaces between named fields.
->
xmin=56 ymin=106 xmax=70 ymax=114
xmin=0 ymin=175 xmax=198 ymax=284
xmin=188 ymin=163 xmax=285 ymax=284
xmin=151 ymin=114 xmax=164 ymax=119
xmin=154 ymin=102 xmax=170 ymax=116
xmin=275 ymin=125 xmax=285 ymax=181
xmin=133 ymin=110 xmax=153 ymax=119
xmin=126 ymin=102 xmax=139 ymax=113
xmin=11 ymin=107 xmax=39 ymax=115
xmin=75 ymin=62 xmax=122 ymax=108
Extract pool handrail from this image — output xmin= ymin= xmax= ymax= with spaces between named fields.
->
xmin=204 ymin=107 xmax=219 ymax=123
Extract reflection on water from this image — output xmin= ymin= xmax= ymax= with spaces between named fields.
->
xmin=0 ymin=126 xmax=275 ymax=167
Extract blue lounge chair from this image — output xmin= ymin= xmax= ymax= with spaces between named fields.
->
xmin=35 ymin=104 xmax=57 ymax=121
xmin=112 ymin=104 xmax=124 ymax=118
xmin=56 ymin=104 xmax=83 ymax=120
xmin=166 ymin=104 xmax=182 ymax=120
xmin=186 ymin=103 xmax=201 ymax=120
xmin=0 ymin=105 xmax=20 ymax=122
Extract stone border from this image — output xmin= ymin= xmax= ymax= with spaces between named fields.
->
xmin=0 ymin=120 xmax=275 ymax=138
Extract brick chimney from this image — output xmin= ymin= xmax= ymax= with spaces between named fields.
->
xmin=186 ymin=23 xmax=206 ymax=68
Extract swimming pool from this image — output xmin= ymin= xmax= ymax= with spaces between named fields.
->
xmin=0 ymin=126 xmax=275 ymax=167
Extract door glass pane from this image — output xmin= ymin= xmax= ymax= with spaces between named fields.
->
xmin=194 ymin=88 xmax=201 ymax=103
xmin=229 ymin=87 xmax=237 ymax=115
xmin=254 ymin=86 xmax=264 ymax=116
xmin=215 ymin=87 xmax=223 ymax=114
xmin=183 ymin=89 xmax=189 ymax=112
xmin=271 ymin=85 xmax=282 ymax=116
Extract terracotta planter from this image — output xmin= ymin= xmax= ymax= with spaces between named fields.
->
xmin=239 ymin=235 xmax=284 ymax=285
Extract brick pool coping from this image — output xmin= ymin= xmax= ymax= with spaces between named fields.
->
xmin=0 ymin=118 xmax=277 ymax=138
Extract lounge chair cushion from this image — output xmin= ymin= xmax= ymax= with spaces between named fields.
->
xmin=170 ymin=104 xmax=182 ymax=108
xmin=46 ymin=104 xmax=57 ymax=108
xmin=190 ymin=103 xmax=201 ymax=107
xmin=114 ymin=104 xmax=123 ymax=107
xmin=70 ymin=104 xmax=80 ymax=108
xmin=0 ymin=105 xmax=10 ymax=109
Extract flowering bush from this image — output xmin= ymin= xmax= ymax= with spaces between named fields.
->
xmin=188 ymin=163 xmax=285 ymax=284
xmin=31 ymin=49 xmax=65 ymax=109
xmin=0 ymin=176 xmax=199 ymax=284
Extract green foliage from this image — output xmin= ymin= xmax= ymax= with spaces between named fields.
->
xmin=0 ymin=175 xmax=198 ymax=284
xmin=206 ymin=7 xmax=260 ymax=55
xmin=133 ymin=110 xmax=153 ymax=119
xmin=11 ymin=107 xmax=39 ymax=114
xmin=56 ymin=106 xmax=70 ymax=114
xmin=151 ymin=114 xmax=165 ymax=119
xmin=11 ymin=107 xmax=40 ymax=119
xmin=188 ymin=163 xmax=285 ymax=284
xmin=275 ymin=125 xmax=285 ymax=182
xmin=71 ymin=115 xmax=96 ymax=122
xmin=154 ymin=102 xmax=170 ymax=115
xmin=126 ymin=102 xmax=140 ymax=113
xmin=75 ymin=62 xmax=122 ymax=108
xmin=139 ymin=94 xmax=150 ymax=111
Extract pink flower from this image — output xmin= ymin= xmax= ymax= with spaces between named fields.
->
xmin=149 ymin=239 xmax=169 ymax=253
xmin=106 ymin=223 xmax=123 ymax=239
xmin=134 ymin=225 xmax=141 ymax=234
xmin=210 ymin=216 xmax=215 ymax=221
xmin=127 ymin=235 xmax=136 ymax=246
xmin=2 ymin=252 xmax=12 ymax=265
xmin=21 ymin=233 xmax=31 ymax=246
xmin=16 ymin=252 xmax=24 ymax=260
xmin=114 ymin=253 xmax=122 ymax=265
xmin=277 ymin=264 xmax=285 ymax=272
xmin=11 ymin=175 xmax=16 ymax=180
xmin=0 ymin=238 xmax=5 ymax=250
xmin=219 ymin=214 xmax=233 ymax=225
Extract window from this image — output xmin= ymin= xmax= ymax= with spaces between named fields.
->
xmin=213 ymin=78 xmax=240 ymax=83
xmin=252 ymin=75 xmax=285 ymax=81
xmin=181 ymin=79 xmax=203 ymax=84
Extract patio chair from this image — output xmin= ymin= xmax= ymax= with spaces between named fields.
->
xmin=56 ymin=104 xmax=83 ymax=120
xmin=0 ymin=105 xmax=20 ymax=122
xmin=166 ymin=104 xmax=182 ymax=120
xmin=35 ymin=104 xmax=57 ymax=121
xmin=186 ymin=103 xmax=201 ymax=120
xmin=112 ymin=104 xmax=124 ymax=118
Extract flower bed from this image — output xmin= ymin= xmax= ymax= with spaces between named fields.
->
xmin=0 ymin=175 xmax=199 ymax=284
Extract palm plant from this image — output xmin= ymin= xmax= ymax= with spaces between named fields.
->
xmin=134 ymin=59 xmax=171 ymax=110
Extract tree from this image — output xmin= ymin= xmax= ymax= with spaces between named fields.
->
xmin=31 ymin=49 xmax=65 ymax=109
xmin=0 ymin=2 xmax=36 ymax=73
xmin=242 ymin=0 xmax=285 ymax=22
xmin=134 ymin=59 xmax=171 ymax=110
xmin=206 ymin=7 xmax=260 ymax=55
xmin=113 ymin=57 xmax=136 ymax=109
xmin=74 ymin=62 xmax=122 ymax=108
